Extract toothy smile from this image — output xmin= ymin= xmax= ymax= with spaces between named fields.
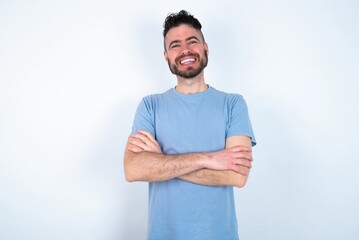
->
xmin=180 ymin=58 xmax=195 ymax=65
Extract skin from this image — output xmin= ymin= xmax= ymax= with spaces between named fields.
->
xmin=124 ymin=24 xmax=253 ymax=188
xmin=164 ymin=24 xmax=209 ymax=94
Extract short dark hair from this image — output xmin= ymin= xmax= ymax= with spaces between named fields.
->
xmin=163 ymin=10 xmax=204 ymax=40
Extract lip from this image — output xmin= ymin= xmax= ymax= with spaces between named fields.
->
xmin=180 ymin=57 xmax=195 ymax=65
xmin=176 ymin=54 xmax=198 ymax=65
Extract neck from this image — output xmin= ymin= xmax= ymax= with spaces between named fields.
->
xmin=175 ymin=73 xmax=208 ymax=94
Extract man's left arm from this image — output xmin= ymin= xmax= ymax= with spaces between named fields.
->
xmin=178 ymin=136 xmax=252 ymax=188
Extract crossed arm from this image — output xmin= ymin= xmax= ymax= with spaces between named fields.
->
xmin=124 ymin=130 xmax=253 ymax=188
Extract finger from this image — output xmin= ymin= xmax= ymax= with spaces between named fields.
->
xmin=128 ymin=137 xmax=145 ymax=146
xmin=232 ymin=165 xmax=249 ymax=176
xmin=126 ymin=137 xmax=144 ymax=150
xmin=230 ymin=165 xmax=250 ymax=176
xmin=128 ymin=135 xmax=143 ymax=142
xmin=232 ymin=152 xmax=253 ymax=162
xmin=137 ymin=130 xmax=158 ymax=144
xmin=137 ymin=129 xmax=153 ymax=138
xmin=234 ymin=159 xmax=252 ymax=168
xmin=127 ymin=144 xmax=145 ymax=153
xmin=132 ymin=133 xmax=158 ymax=148
xmin=229 ymin=146 xmax=252 ymax=153
xmin=130 ymin=133 xmax=149 ymax=142
xmin=131 ymin=134 xmax=157 ymax=149
xmin=133 ymin=132 xmax=161 ymax=152
xmin=128 ymin=138 xmax=152 ymax=151
xmin=130 ymin=131 xmax=162 ymax=153
xmin=238 ymin=166 xmax=250 ymax=176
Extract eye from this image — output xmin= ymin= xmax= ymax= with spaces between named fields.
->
xmin=188 ymin=40 xmax=198 ymax=45
xmin=170 ymin=44 xmax=180 ymax=49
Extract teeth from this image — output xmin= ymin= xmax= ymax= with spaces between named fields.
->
xmin=180 ymin=58 xmax=195 ymax=64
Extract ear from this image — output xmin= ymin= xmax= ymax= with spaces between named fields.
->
xmin=164 ymin=50 xmax=169 ymax=62
xmin=204 ymin=42 xmax=209 ymax=55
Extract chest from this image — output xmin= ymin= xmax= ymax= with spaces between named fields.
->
xmin=153 ymin=99 xmax=229 ymax=154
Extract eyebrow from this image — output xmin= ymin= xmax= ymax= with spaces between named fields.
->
xmin=168 ymin=36 xmax=200 ymax=48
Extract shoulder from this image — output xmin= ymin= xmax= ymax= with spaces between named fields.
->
xmin=137 ymin=89 xmax=174 ymax=113
xmin=141 ymin=88 xmax=173 ymax=104
xmin=210 ymin=87 xmax=245 ymax=104
xmin=143 ymin=88 xmax=173 ymax=100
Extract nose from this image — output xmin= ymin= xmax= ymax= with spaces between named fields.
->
xmin=180 ymin=46 xmax=191 ymax=55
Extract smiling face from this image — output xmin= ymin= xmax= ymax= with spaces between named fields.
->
xmin=164 ymin=24 xmax=208 ymax=79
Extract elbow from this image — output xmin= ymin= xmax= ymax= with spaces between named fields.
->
xmin=125 ymin=170 xmax=150 ymax=183
xmin=123 ymin=151 xmax=152 ymax=183
xmin=124 ymin=159 xmax=135 ymax=182
xmin=124 ymin=163 xmax=147 ymax=182
xmin=235 ymin=181 xmax=246 ymax=188
xmin=124 ymin=152 xmax=139 ymax=182
xmin=124 ymin=166 xmax=138 ymax=182
xmin=234 ymin=177 xmax=248 ymax=188
xmin=125 ymin=172 xmax=135 ymax=182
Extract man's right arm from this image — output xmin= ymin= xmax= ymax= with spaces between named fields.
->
xmin=124 ymin=130 xmax=206 ymax=182
xmin=124 ymin=150 xmax=208 ymax=182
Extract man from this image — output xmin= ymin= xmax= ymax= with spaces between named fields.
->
xmin=124 ymin=10 xmax=256 ymax=240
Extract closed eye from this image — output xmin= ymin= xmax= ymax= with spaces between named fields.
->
xmin=170 ymin=43 xmax=180 ymax=49
xmin=188 ymin=40 xmax=198 ymax=45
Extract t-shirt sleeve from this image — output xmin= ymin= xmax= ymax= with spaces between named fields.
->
xmin=130 ymin=97 xmax=156 ymax=137
xmin=226 ymin=95 xmax=257 ymax=147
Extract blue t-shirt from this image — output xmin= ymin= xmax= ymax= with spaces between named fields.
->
xmin=131 ymin=86 xmax=256 ymax=240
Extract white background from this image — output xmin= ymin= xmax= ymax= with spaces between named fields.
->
xmin=1 ymin=0 xmax=358 ymax=239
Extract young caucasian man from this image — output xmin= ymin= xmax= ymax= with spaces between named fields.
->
xmin=124 ymin=10 xmax=256 ymax=240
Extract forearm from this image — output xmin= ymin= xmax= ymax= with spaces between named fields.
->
xmin=124 ymin=132 xmax=253 ymax=185
xmin=178 ymin=136 xmax=253 ymax=188
xmin=124 ymin=150 xmax=207 ymax=182
xmin=178 ymin=167 xmax=249 ymax=188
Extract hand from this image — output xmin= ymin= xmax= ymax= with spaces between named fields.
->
xmin=126 ymin=130 xmax=162 ymax=154
xmin=204 ymin=145 xmax=252 ymax=175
